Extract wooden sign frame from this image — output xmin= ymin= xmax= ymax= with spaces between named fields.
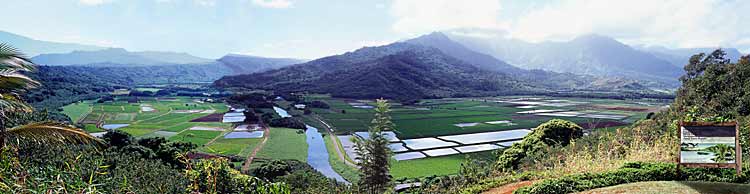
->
xmin=678 ymin=121 xmax=742 ymax=175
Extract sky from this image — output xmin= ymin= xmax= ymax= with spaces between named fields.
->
xmin=1 ymin=0 xmax=748 ymax=59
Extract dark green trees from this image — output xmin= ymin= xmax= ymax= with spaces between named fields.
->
xmin=496 ymin=119 xmax=583 ymax=171
xmin=354 ymin=98 xmax=394 ymax=193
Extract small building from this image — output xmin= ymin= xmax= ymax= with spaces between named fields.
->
xmin=294 ymin=104 xmax=306 ymax=109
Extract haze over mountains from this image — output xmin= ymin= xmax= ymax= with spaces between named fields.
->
xmin=32 ymin=48 xmax=214 ymax=66
xmin=447 ymin=33 xmax=685 ymax=85
xmin=0 ymin=30 xmax=103 ymax=57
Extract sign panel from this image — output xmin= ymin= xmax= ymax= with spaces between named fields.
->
xmin=678 ymin=122 xmax=742 ymax=175
xmin=680 ymin=125 xmax=736 ymax=163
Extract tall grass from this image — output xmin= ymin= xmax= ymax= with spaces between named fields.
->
xmin=523 ymin=119 xmax=679 ymax=177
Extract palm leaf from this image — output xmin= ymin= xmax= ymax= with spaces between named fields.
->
xmin=5 ymin=121 xmax=104 ymax=147
xmin=0 ymin=71 xmax=40 ymax=91
xmin=0 ymin=93 xmax=33 ymax=114
xmin=0 ymin=43 xmax=35 ymax=72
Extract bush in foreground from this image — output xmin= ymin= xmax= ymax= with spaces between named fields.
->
xmin=514 ymin=162 xmax=750 ymax=194
xmin=496 ymin=119 xmax=583 ymax=171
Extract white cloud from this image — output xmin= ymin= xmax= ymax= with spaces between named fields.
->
xmin=79 ymin=0 xmax=112 ymax=6
xmin=194 ymin=0 xmax=216 ymax=6
xmin=390 ymin=0 xmax=508 ymax=36
xmin=390 ymin=0 xmax=750 ymax=50
xmin=252 ymin=0 xmax=292 ymax=9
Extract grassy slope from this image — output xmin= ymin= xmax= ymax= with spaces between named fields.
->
xmin=61 ymin=102 xmax=92 ymax=123
xmin=580 ymin=181 xmax=750 ymax=194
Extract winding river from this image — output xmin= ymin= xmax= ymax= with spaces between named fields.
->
xmin=273 ymin=106 xmax=349 ymax=183
xmin=305 ymin=125 xmax=350 ymax=184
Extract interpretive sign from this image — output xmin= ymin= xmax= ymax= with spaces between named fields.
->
xmin=678 ymin=121 xmax=741 ymax=175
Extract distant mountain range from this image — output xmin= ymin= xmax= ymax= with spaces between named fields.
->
xmin=635 ymin=46 xmax=743 ymax=67
xmin=447 ymin=33 xmax=688 ymax=85
xmin=37 ymin=54 xmax=304 ymax=85
xmin=214 ymin=33 xmax=675 ymax=100
xmin=8 ymin=29 xmax=746 ymax=100
xmin=217 ymin=54 xmax=305 ymax=75
xmin=32 ymin=48 xmax=214 ymax=66
xmin=0 ymin=30 xmax=104 ymax=57
xmin=215 ymin=42 xmax=535 ymax=100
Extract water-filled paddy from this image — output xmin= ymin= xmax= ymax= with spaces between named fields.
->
xmin=455 ymin=144 xmax=502 ymax=153
xmin=423 ymin=148 xmax=459 ymax=157
xmin=224 ymin=131 xmax=264 ymax=138
xmin=102 ymin=124 xmax=129 ymax=130
xmin=394 ymin=152 xmax=426 ymax=161
xmin=437 ymin=129 xmax=531 ymax=145
xmin=402 ymin=138 xmax=458 ymax=150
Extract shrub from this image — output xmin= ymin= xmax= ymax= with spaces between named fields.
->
xmin=496 ymin=119 xmax=583 ymax=171
xmin=514 ymin=162 xmax=749 ymax=194
xmin=186 ymin=158 xmax=291 ymax=194
xmin=269 ymin=117 xmax=306 ymax=129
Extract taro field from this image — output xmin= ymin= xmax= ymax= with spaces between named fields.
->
xmin=305 ymin=94 xmax=670 ymax=179
xmin=62 ymin=97 xmax=263 ymax=159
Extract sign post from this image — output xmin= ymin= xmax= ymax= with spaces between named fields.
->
xmin=678 ymin=121 xmax=742 ymax=175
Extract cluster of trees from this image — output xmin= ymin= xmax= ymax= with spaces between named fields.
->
xmin=268 ymin=117 xmax=306 ymax=129
xmin=228 ymin=93 xmax=275 ymax=109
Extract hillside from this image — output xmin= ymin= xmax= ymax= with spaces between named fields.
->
xmin=448 ymin=33 xmax=684 ymax=86
xmin=216 ymin=54 xmax=305 ymax=75
xmin=32 ymin=48 xmax=213 ymax=66
xmin=0 ymin=30 xmax=104 ymax=57
xmin=214 ymin=32 xmax=668 ymax=100
xmin=407 ymin=32 xmax=664 ymax=91
xmin=214 ymin=43 xmax=536 ymax=100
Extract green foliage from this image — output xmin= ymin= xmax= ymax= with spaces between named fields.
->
xmin=185 ymin=158 xmax=291 ymax=194
xmin=269 ymin=117 xmax=306 ymax=129
xmin=514 ymin=162 xmax=750 ymax=194
xmin=496 ymin=119 xmax=583 ymax=171
xmin=354 ymin=98 xmax=394 ymax=193
xmin=251 ymin=159 xmax=353 ymax=193
xmin=103 ymin=130 xmax=196 ymax=168
xmin=2 ymin=145 xmax=189 ymax=193
xmin=676 ymin=50 xmax=750 ymax=120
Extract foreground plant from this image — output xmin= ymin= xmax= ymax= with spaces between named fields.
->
xmin=0 ymin=43 xmax=100 ymax=147
xmin=354 ymin=98 xmax=394 ymax=193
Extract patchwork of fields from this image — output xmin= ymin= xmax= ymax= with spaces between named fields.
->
xmin=62 ymin=97 xmax=264 ymax=158
xmin=306 ymin=95 xmax=668 ymax=179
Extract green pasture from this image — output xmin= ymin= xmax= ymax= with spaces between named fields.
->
xmin=255 ymin=128 xmax=308 ymax=162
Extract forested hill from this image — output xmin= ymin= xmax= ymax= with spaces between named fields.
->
xmin=25 ymin=66 xmax=129 ymax=109
xmin=214 ymin=33 xmax=670 ymax=101
xmin=214 ymin=43 xmax=538 ymax=101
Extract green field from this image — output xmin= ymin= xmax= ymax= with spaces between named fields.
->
xmin=61 ymin=102 xmax=92 ymax=123
xmin=66 ymin=97 xmax=236 ymax=151
xmin=306 ymin=95 xmax=668 ymax=179
xmin=311 ymin=96 xmax=656 ymax=139
xmin=200 ymin=138 xmax=262 ymax=156
xmin=255 ymin=128 xmax=308 ymax=162
xmin=390 ymin=151 xmax=493 ymax=179
xmin=169 ymin=130 xmax=223 ymax=146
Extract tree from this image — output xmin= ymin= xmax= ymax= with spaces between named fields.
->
xmin=0 ymin=43 xmax=100 ymax=147
xmin=353 ymin=98 xmax=393 ymax=193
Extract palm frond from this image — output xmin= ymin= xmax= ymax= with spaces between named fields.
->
xmin=0 ymin=71 xmax=40 ymax=91
xmin=0 ymin=43 xmax=35 ymax=72
xmin=5 ymin=121 xmax=104 ymax=147
xmin=0 ymin=93 xmax=33 ymax=114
